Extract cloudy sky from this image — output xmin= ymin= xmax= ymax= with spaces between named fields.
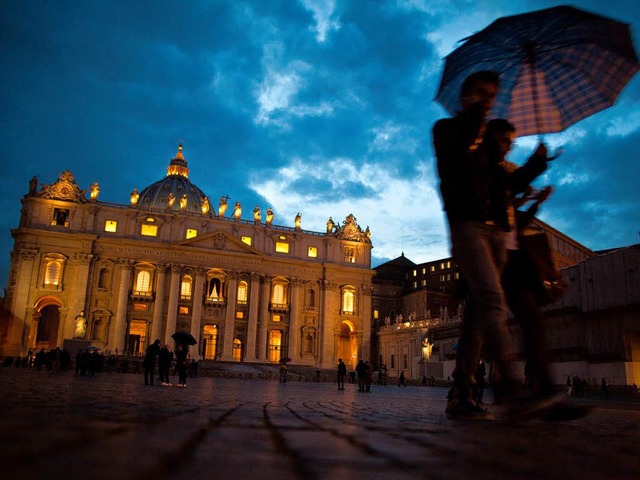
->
xmin=1 ymin=0 xmax=639 ymax=289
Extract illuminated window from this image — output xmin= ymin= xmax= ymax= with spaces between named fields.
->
xmin=241 ymin=236 xmax=252 ymax=246
xmin=413 ymin=282 xmax=417 ymax=289
xmin=421 ymin=279 xmax=426 ymax=287
xmin=307 ymin=246 xmax=318 ymax=258
xmin=207 ymin=277 xmax=223 ymax=300
xmin=455 ymin=272 xmax=460 ymax=279
xmin=373 ymin=309 xmax=379 ymax=319
xmin=430 ymin=265 xmax=435 ymax=272
xmin=104 ymin=220 xmax=117 ymax=233
xmin=272 ymin=315 xmax=281 ymax=322
xmin=44 ymin=260 xmax=61 ymax=286
xmin=135 ymin=270 xmax=152 ymax=293
xmin=133 ymin=304 xmax=147 ymax=311
xmin=342 ymin=287 xmax=356 ymax=314
xmin=413 ymin=270 xmax=417 ymax=277
xmin=233 ymin=338 xmax=243 ymax=361
xmin=235 ymin=311 xmax=244 ymax=319
xmin=446 ymin=261 xmax=451 ymax=268
xmin=272 ymin=283 xmax=286 ymax=304
xmin=181 ymin=275 xmax=192 ymax=299
xmin=141 ymin=224 xmax=158 ymax=237
xmin=422 ymin=268 xmax=426 ymax=274
xmin=275 ymin=241 xmax=289 ymax=253
xmin=186 ymin=229 xmax=197 ymax=239
xmin=440 ymin=262 xmax=445 ymax=270
xmin=128 ymin=320 xmax=147 ymax=355
xmin=237 ymin=281 xmax=248 ymax=303
xmin=179 ymin=306 xmax=189 ymax=314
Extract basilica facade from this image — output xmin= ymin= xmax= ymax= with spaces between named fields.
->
xmin=0 ymin=146 xmax=375 ymax=369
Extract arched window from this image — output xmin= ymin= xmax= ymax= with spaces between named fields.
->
xmin=181 ymin=275 xmax=193 ymax=299
xmin=342 ymin=287 xmax=356 ymax=314
xmin=98 ymin=268 xmax=110 ymax=289
xmin=207 ymin=277 xmax=223 ymax=300
xmin=237 ymin=281 xmax=248 ymax=303
xmin=135 ymin=270 xmax=152 ymax=294
xmin=44 ymin=260 xmax=62 ymax=286
xmin=272 ymin=283 xmax=285 ymax=304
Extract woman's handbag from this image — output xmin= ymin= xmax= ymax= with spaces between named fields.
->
xmin=518 ymin=231 xmax=567 ymax=304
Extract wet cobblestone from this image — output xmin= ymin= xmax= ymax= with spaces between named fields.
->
xmin=0 ymin=368 xmax=638 ymax=480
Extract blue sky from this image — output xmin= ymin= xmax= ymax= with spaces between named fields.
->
xmin=1 ymin=0 xmax=639 ymax=289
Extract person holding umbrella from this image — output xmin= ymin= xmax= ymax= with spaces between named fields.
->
xmin=433 ymin=70 xmax=551 ymax=420
xmin=175 ymin=342 xmax=189 ymax=388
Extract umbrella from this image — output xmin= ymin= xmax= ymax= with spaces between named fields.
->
xmin=435 ymin=5 xmax=639 ymax=137
xmin=171 ymin=331 xmax=197 ymax=346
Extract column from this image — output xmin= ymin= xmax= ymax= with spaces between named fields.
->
xmin=244 ymin=272 xmax=261 ymax=362
xmin=257 ymin=276 xmax=271 ymax=361
xmin=163 ymin=265 xmax=181 ymax=345
xmin=360 ymin=284 xmax=373 ymax=362
xmin=62 ymin=253 xmax=93 ymax=343
xmin=190 ymin=268 xmax=206 ymax=358
xmin=288 ymin=278 xmax=302 ymax=362
xmin=150 ymin=264 xmax=168 ymax=344
xmin=320 ymin=280 xmax=339 ymax=368
xmin=110 ymin=259 xmax=132 ymax=354
xmin=2 ymin=248 xmax=38 ymax=357
xmin=221 ymin=271 xmax=238 ymax=361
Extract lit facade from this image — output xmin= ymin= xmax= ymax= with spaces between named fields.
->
xmin=0 ymin=146 xmax=375 ymax=369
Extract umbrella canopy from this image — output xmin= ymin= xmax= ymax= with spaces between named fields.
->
xmin=171 ymin=331 xmax=197 ymax=346
xmin=435 ymin=5 xmax=639 ymax=137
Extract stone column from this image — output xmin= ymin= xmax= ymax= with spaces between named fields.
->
xmin=150 ymin=264 xmax=168 ymax=344
xmin=2 ymin=248 xmax=38 ymax=357
xmin=110 ymin=259 xmax=133 ymax=354
xmin=287 ymin=278 xmax=302 ymax=362
xmin=163 ymin=265 xmax=182 ymax=345
xmin=245 ymin=272 xmax=261 ymax=362
xmin=257 ymin=276 xmax=272 ymax=361
xmin=221 ymin=271 xmax=238 ymax=361
xmin=62 ymin=253 xmax=93 ymax=343
xmin=320 ymin=280 xmax=339 ymax=368
xmin=190 ymin=268 xmax=206 ymax=357
xmin=360 ymin=283 xmax=373 ymax=363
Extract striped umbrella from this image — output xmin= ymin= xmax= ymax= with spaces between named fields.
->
xmin=435 ymin=5 xmax=640 ymax=137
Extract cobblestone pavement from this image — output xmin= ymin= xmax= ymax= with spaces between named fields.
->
xmin=0 ymin=369 xmax=638 ymax=480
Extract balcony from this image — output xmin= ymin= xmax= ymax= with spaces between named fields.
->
xmin=270 ymin=303 xmax=289 ymax=313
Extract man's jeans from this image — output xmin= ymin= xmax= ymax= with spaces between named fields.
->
xmin=449 ymin=220 xmax=515 ymax=401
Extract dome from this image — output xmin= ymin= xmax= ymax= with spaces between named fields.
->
xmin=134 ymin=145 xmax=211 ymax=214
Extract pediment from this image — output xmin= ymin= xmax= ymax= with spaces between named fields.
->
xmin=176 ymin=230 xmax=263 ymax=255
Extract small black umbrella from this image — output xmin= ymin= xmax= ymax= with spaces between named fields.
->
xmin=435 ymin=5 xmax=639 ymax=137
xmin=171 ymin=331 xmax=197 ymax=346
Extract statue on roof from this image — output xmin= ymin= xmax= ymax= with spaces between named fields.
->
xmin=266 ymin=207 xmax=274 ymax=227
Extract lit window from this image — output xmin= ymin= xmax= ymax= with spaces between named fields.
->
xmin=439 ymin=274 xmax=445 ymax=282
xmin=186 ymin=229 xmax=197 ymax=239
xmin=272 ymin=283 xmax=285 ymax=304
xmin=44 ymin=260 xmax=62 ymax=286
xmin=141 ymin=224 xmax=158 ymax=237
xmin=237 ymin=281 xmax=248 ymax=303
xmin=207 ymin=278 xmax=223 ymax=300
xmin=235 ymin=311 xmax=244 ymax=319
xmin=413 ymin=282 xmax=417 ymax=289
xmin=413 ymin=270 xmax=417 ymax=277
xmin=241 ymin=236 xmax=252 ymax=246
xmin=272 ymin=315 xmax=281 ymax=322
xmin=275 ymin=241 xmax=289 ymax=253
xmin=422 ymin=268 xmax=426 ymax=274
xmin=421 ymin=279 xmax=426 ymax=287
xmin=344 ymin=248 xmax=356 ymax=263
xmin=440 ymin=262 xmax=445 ymax=270
xmin=181 ymin=275 xmax=192 ymax=299
xmin=373 ymin=309 xmax=379 ymax=319
xmin=446 ymin=261 xmax=451 ymax=268
xmin=342 ymin=288 xmax=355 ymax=314
xmin=430 ymin=265 xmax=435 ymax=272
xmin=179 ymin=306 xmax=189 ymax=314
xmin=104 ymin=220 xmax=117 ymax=233
xmin=135 ymin=271 xmax=152 ymax=293
xmin=307 ymin=246 xmax=318 ymax=258
xmin=455 ymin=272 xmax=459 ymax=279
xmin=134 ymin=304 xmax=147 ymax=311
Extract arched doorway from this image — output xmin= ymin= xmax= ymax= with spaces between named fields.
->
xmin=35 ymin=305 xmax=60 ymax=349
xmin=233 ymin=338 xmax=244 ymax=362
xmin=337 ymin=322 xmax=358 ymax=370
xmin=202 ymin=325 xmax=219 ymax=360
